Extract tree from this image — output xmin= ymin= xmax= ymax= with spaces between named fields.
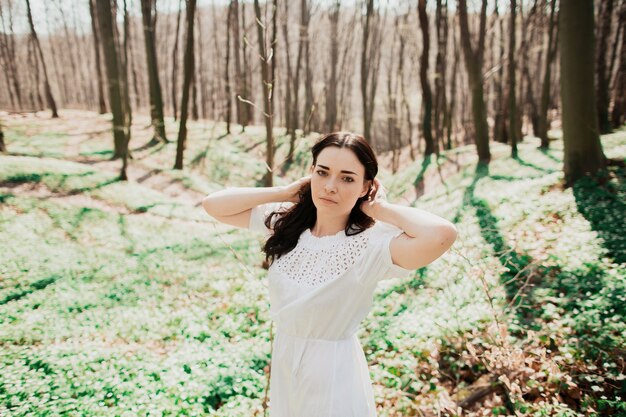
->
xmin=360 ymin=0 xmax=382 ymax=142
xmin=140 ymin=0 xmax=168 ymax=144
xmin=119 ymin=0 xmax=133 ymax=180
xmin=25 ymin=0 xmax=58 ymax=118
xmin=611 ymin=1 xmax=625 ymax=128
xmin=0 ymin=1 xmax=22 ymax=109
xmin=458 ymin=0 xmax=490 ymax=164
xmin=88 ymin=0 xmax=106 ymax=114
xmin=538 ymin=0 xmax=558 ymax=149
xmin=508 ymin=0 xmax=518 ymax=158
xmin=595 ymin=0 xmax=614 ymax=134
xmin=434 ymin=0 xmax=449 ymax=150
xmin=174 ymin=0 xmax=197 ymax=170
xmin=418 ymin=0 xmax=435 ymax=155
xmin=559 ymin=0 xmax=606 ymax=186
xmin=324 ymin=1 xmax=340 ymax=133
xmin=95 ymin=0 xmax=127 ymax=162
xmin=171 ymin=0 xmax=183 ymax=121
xmin=253 ymin=0 xmax=276 ymax=187
xmin=224 ymin=1 xmax=233 ymax=134
xmin=0 ymin=119 xmax=5 ymax=153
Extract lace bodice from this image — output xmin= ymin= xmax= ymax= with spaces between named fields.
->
xmin=273 ymin=228 xmax=370 ymax=287
xmin=249 ymin=202 xmax=412 ymax=286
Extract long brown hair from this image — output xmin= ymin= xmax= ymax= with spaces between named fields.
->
xmin=263 ymin=132 xmax=379 ymax=265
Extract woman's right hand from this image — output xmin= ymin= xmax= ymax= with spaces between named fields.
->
xmin=281 ymin=175 xmax=311 ymax=203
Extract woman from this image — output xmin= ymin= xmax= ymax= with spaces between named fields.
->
xmin=202 ymin=132 xmax=457 ymax=416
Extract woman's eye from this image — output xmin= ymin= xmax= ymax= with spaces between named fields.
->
xmin=343 ymin=177 xmax=354 ymax=182
xmin=316 ymin=170 xmax=327 ymax=176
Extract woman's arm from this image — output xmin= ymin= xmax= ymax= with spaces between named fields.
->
xmin=201 ymin=186 xmax=288 ymax=229
xmin=361 ymin=179 xmax=457 ymax=270
xmin=201 ymin=176 xmax=310 ymax=229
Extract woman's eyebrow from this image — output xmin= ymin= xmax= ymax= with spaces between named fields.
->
xmin=317 ymin=164 xmax=358 ymax=175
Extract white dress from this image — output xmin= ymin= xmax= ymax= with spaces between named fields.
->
xmin=249 ymin=202 xmax=412 ymax=417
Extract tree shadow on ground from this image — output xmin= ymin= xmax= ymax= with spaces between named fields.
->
xmin=513 ymin=155 xmax=558 ymax=174
xmin=572 ymin=164 xmax=626 ymax=264
xmin=454 ymin=163 xmax=545 ymax=315
xmin=412 ymin=154 xmax=432 ymax=201
xmin=451 ymin=163 xmax=626 ymax=410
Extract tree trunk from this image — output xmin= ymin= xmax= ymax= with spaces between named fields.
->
xmin=171 ymin=0 xmax=183 ymax=121
xmin=611 ymin=2 xmax=626 ymax=128
xmin=325 ymin=1 xmax=340 ymax=133
xmin=508 ymin=0 xmax=518 ymax=158
xmin=25 ymin=0 xmax=58 ymax=118
xmin=360 ymin=0 xmax=382 ymax=143
xmin=595 ymin=0 xmax=614 ymax=134
xmin=559 ymin=0 xmax=606 ymax=186
xmin=95 ymin=0 xmax=126 ymax=159
xmin=458 ymin=0 xmax=490 ymax=164
xmin=119 ymin=0 xmax=133 ymax=181
xmin=231 ymin=0 xmax=248 ymax=128
xmin=302 ymin=1 xmax=314 ymax=134
xmin=434 ymin=0 xmax=449 ymax=150
xmin=282 ymin=1 xmax=295 ymax=164
xmin=174 ymin=0 xmax=197 ymax=170
xmin=493 ymin=2 xmax=507 ymax=144
xmin=418 ymin=0 xmax=435 ymax=155
xmin=225 ymin=1 xmax=233 ymax=134
xmin=0 ymin=120 xmax=5 ymax=153
xmin=140 ymin=0 xmax=168 ymax=143
xmin=241 ymin=2 xmax=252 ymax=127
xmin=0 ymin=2 xmax=22 ymax=109
xmin=253 ymin=0 xmax=275 ymax=187
xmin=539 ymin=0 xmax=558 ymax=149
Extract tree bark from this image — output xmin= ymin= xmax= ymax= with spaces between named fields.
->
xmin=89 ymin=0 xmax=106 ymax=114
xmin=559 ymin=0 xmax=606 ymax=186
xmin=171 ymin=0 xmax=183 ymax=121
xmin=325 ymin=1 xmax=340 ymax=133
xmin=174 ymin=0 xmax=197 ymax=170
xmin=225 ymin=1 xmax=233 ymax=134
xmin=119 ymin=0 xmax=133 ymax=180
xmin=25 ymin=0 xmax=58 ymax=118
xmin=253 ymin=0 xmax=275 ymax=187
xmin=231 ymin=0 xmax=248 ymax=128
xmin=539 ymin=0 xmax=558 ymax=149
xmin=595 ymin=0 xmax=614 ymax=134
xmin=434 ymin=0 xmax=449 ymax=150
xmin=611 ymin=2 xmax=626 ymax=128
xmin=360 ymin=0 xmax=382 ymax=143
xmin=95 ymin=0 xmax=127 ymax=159
xmin=458 ymin=0 xmax=490 ymax=164
xmin=508 ymin=0 xmax=518 ymax=158
xmin=418 ymin=0 xmax=435 ymax=155
xmin=492 ymin=1 xmax=507 ymax=144
xmin=140 ymin=0 xmax=168 ymax=143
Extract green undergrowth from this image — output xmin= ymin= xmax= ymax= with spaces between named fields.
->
xmin=0 ymin=114 xmax=625 ymax=416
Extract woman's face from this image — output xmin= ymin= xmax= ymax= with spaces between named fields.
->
xmin=309 ymin=146 xmax=372 ymax=215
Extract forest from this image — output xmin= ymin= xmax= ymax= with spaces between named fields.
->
xmin=0 ymin=0 xmax=625 ymax=416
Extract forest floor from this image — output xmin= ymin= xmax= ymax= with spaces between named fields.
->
xmin=1 ymin=109 xmax=625 ymax=417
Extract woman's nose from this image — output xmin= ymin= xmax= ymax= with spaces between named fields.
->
xmin=324 ymin=178 xmax=338 ymax=193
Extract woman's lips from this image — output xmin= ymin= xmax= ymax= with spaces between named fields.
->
xmin=320 ymin=197 xmax=337 ymax=203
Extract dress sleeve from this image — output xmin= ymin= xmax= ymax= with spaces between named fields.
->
xmin=362 ymin=221 xmax=413 ymax=283
xmin=248 ymin=202 xmax=292 ymax=236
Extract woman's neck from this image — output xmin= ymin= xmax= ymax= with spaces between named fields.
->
xmin=310 ymin=214 xmax=349 ymax=237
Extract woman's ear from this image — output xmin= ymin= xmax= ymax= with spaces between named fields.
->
xmin=360 ymin=180 xmax=373 ymax=198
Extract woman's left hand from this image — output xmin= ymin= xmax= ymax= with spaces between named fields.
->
xmin=360 ymin=178 xmax=388 ymax=218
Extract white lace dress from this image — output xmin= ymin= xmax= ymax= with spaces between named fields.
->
xmin=249 ymin=202 xmax=412 ymax=417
